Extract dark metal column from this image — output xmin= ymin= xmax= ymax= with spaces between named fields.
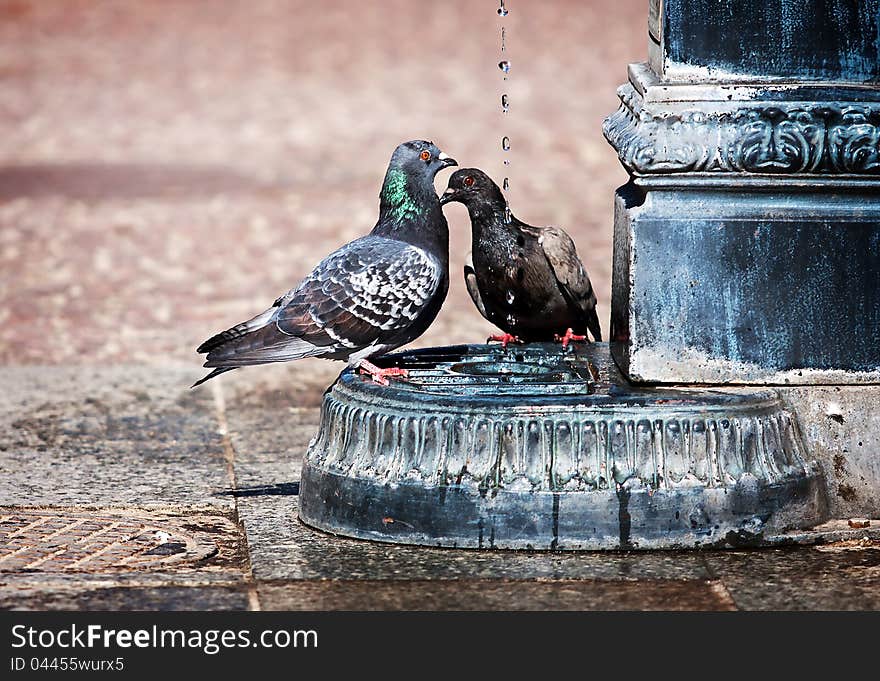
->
xmin=605 ymin=0 xmax=880 ymax=384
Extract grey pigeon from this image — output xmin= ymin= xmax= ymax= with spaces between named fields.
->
xmin=440 ymin=167 xmax=601 ymax=346
xmin=193 ymin=140 xmax=457 ymax=387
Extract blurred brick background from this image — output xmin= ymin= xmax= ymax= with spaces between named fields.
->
xmin=0 ymin=0 xmax=644 ymax=372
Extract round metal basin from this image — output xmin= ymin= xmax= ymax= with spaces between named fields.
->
xmin=299 ymin=343 xmax=828 ymax=550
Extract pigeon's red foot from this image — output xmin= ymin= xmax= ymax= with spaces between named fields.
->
xmin=357 ymin=359 xmax=409 ymax=387
xmin=554 ymin=328 xmax=588 ymax=349
xmin=487 ymin=333 xmax=521 ymax=349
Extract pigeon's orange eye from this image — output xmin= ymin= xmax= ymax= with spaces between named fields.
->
xmin=463 ymin=176 xmax=475 ymax=187
xmin=419 ymin=150 xmax=431 ymax=161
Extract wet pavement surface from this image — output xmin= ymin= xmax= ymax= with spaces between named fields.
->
xmin=1 ymin=1 xmax=878 ymax=610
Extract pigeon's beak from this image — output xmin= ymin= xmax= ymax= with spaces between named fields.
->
xmin=438 ymin=152 xmax=458 ymax=169
xmin=439 ymin=187 xmax=458 ymax=205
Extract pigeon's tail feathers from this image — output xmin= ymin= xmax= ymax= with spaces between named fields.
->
xmin=191 ymin=367 xmax=235 ymax=389
xmin=586 ymin=306 xmax=602 ymax=342
xmin=203 ymin=323 xmax=326 ymax=368
xmin=197 ymin=307 xmax=278 ymax=355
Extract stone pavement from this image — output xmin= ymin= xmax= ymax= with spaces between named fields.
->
xmin=1 ymin=1 xmax=878 ymax=610
xmin=2 ymin=363 xmax=879 ymax=611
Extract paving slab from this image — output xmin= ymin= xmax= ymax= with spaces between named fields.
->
xmin=257 ymin=579 xmax=734 ymax=611
xmin=1 ymin=585 xmax=251 ymax=611
xmin=0 ymin=365 xmax=232 ymax=510
xmin=703 ymin=541 xmax=880 ymax=611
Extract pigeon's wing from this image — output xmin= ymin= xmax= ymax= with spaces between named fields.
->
xmin=202 ymin=237 xmax=442 ymax=368
xmin=463 ymin=251 xmax=488 ymax=319
xmin=274 ymin=237 xmax=442 ymax=350
xmin=526 ymin=224 xmax=602 ymax=341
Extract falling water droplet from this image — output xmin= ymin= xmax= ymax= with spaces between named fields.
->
xmin=506 ymin=290 xmax=516 ymax=305
xmin=498 ymin=3 xmax=510 ymax=221
xmin=506 ymin=313 xmax=517 ymax=327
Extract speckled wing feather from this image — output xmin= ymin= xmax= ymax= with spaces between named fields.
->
xmin=276 ymin=235 xmax=441 ymax=347
xmin=523 ymin=224 xmax=601 ymax=341
xmin=202 ymin=236 xmax=442 ymax=368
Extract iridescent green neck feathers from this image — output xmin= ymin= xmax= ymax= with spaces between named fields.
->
xmin=381 ymin=168 xmax=423 ymax=223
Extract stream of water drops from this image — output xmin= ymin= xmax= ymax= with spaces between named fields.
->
xmin=497 ymin=1 xmax=511 ymax=223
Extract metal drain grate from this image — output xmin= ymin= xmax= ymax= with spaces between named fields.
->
xmin=0 ymin=510 xmax=220 ymax=572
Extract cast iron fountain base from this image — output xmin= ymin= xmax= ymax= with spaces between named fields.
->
xmin=299 ymin=343 xmax=828 ymax=550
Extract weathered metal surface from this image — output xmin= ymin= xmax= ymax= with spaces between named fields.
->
xmin=654 ymin=0 xmax=880 ymax=84
xmin=605 ymin=0 xmax=880 ymax=385
xmin=604 ymin=63 xmax=880 ymax=176
xmin=610 ymin=180 xmax=880 ymax=384
xmin=775 ymin=386 xmax=880 ymax=517
xmin=299 ymin=344 xmax=828 ymax=550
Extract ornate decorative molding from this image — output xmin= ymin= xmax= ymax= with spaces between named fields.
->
xmin=307 ymin=394 xmax=813 ymax=493
xmin=604 ymin=83 xmax=880 ymax=175
xmin=298 ymin=345 xmax=828 ymax=550
xmin=305 ymin=349 xmax=814 ymax=493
